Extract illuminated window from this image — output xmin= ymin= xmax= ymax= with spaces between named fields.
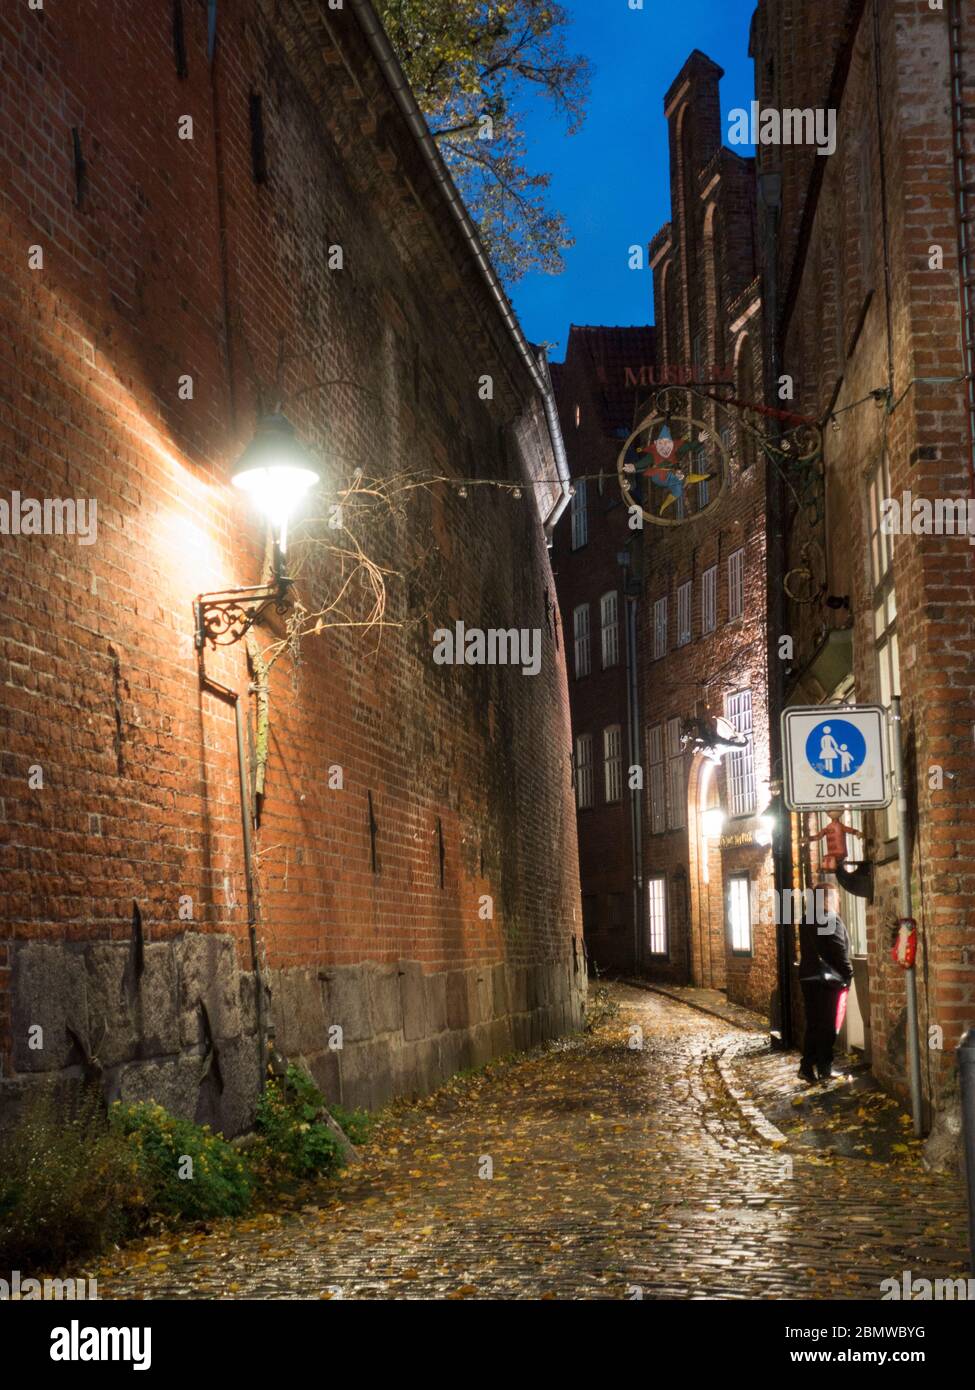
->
xmin=727 ymin=547 xmax=745 ymax=620
xmin=727 ymin=873 xmax=752 ymax=955
xmin=868 ymin=454 xmax=900 ymax=840
xmin=725 ymin=690 xmax=756 ymax=817
xmin=647 ymin=724 xmax=665 ymax=834
xmin=575 ymin=734 xmax=593 ymax=810
xmin=677 ymin=580 xmax=692 ymax=646
xmin=666 ymin=716 xmax=685 ymax=829
xmin=647 ymin=876 xmax=668 ymax=956
xmin=600 ymin=591 xmax=620 ymax=668
xmin=571 ymin=478 xmax=588 ymax=549
xmin=573 ymin=604 xmax=590 ymax=678
xmin=604 ymin=725 xmax=623 ymax=804
xmin=702 ymin=565 xmax=717 ymax=633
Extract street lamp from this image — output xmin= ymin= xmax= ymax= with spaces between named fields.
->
xmin=231 ymin=412 xmax=320 ymax=560
xmin=191 ymin=412 xmax=320 ymax=1092
xmin=194 ymin=414 xmax=320 ymax=650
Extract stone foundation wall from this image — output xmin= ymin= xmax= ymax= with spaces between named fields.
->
xmin=1 ymin=934 xmax=587 ymax=1136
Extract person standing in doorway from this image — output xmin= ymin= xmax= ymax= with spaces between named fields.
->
xmin=798 ymin=881 xmax=854 ymax=1083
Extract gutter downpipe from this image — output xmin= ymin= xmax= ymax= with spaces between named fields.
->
xmin=195 ymin=651 xmax=269 ymax=1092
xmin=348 ymin=0 xmax=572 ymax=535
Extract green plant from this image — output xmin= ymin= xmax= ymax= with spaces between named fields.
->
xmin=328 ymin=1103 xmax=374 ymax=1148
xmin=111 ymin=1101 xmax=252 ymax=1222
xmin=254 ymin=1065 xmax=355 ymax=1179
xmin=584 ymin=985 xmax=621 ymax=1034
xmin=0 ymin=1086 xmax=139 ymax=1270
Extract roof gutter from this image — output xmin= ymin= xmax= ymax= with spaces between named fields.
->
xmin=348 ymin=0 xmax=572 ymax=536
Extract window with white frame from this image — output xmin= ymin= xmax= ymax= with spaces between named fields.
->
xmin=573 ymin=604 xmax=591 ymax=678
xmin=727 ymin=548 xmax=744 ymax=620
xmin=653 ymin=595 xmax=668 ymax=659
xmin=666 ymin=716 xmax=685 ymax=829
xmin=600 ymin=591 xmax=620 ymax=668
xmin=727 ymin=873 xmax=752 ymax=955
xmin=647 ymin=724 xmax=665 ymax=834
xmin=647 ymin=876 xmax=668 ymax=956
xmin=725 ymin=689 xmax=756 ymax=817
xmin=570 ymin=478 xmax=588 ymax=549
xmin=604 ymin=725 xmax=623 ymax=804
xmin=868 ymin=455 xmax=900 ymax=839
xmin=575 ymin=734 xmax=593 ymax=810
xmin=702 ymin=565 xmax=717 ymax=634
xmin=676 ymin=580 xmax=692 ymax=646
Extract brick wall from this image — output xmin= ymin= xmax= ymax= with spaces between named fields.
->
xmin=641 ymin=52 xmax=777 ymax=1017
xmin=753 ymin=0 xmax=975 ymax=1147
xmin=0 ymin=0 xmax=585 ymax=1131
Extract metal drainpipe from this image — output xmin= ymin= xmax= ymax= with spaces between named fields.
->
xmin=949 ymin=0 xmax=975 ymax=492
xmin=197 ymin=660 xmax=269 ymax=1091
xmin=347 ymin=0 xmax=572 ymax=530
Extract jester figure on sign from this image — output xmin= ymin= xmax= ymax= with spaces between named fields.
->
xmin=625 ymin=423 xmax=713 ymax=515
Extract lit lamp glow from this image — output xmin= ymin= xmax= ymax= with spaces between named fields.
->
xmin=754 ymin=814 xmax=775 ymax=847
xmin=702 ymin=807 xmax=725 ymax=839
xmin=231 ymin=413 xmax=320 ymax=556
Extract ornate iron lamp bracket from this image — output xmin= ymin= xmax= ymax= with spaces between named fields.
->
xmin=194 ymin=576 xmax=293 ymax=650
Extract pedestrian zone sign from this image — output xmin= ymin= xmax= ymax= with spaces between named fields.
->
xmin=782 ymin=705 xmax=891 ymax=811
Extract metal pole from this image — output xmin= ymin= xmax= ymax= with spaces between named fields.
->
xmin=890 ymin=697 xmax=924 ymax=1135
xmin=959 ymin=1029 xmax=975 ymax=1275
xmin=233 ymin=694 xmax=268 ymax=1093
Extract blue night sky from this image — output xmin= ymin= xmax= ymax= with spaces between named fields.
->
xmin=510 ymin=0 xmax=758 ymax=360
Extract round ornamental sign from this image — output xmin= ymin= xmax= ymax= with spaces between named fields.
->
xmin=617 ymin=410 xmax=729 ymax=526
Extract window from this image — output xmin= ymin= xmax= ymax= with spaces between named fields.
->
xmin=600 ymin=591 xmax=620 ymax=668
xmin=725 ymin=690 xmax=756 ymax=817
xmin=607 ymin=892 xmax=626 ymax=929
xmin=653 ymin=596 xmax=668 ymax=659
xmin=573 ymin=604 xmax=591 ymax=678
xmin=666 ymin=716 xmax=685 ymax=829
xmin=647 ymin=876 xmax=668 ymax=956
xmin=702 ymin=565 xmax=717 ymax=634
xmin=727 ymin=874 xmax=752 ymax=955
xmin=571 ymin=478 xmax=588 ymax=549
xmin=575 ymin=734 xmax=593 ymax=810
xmin=604 ymin=725 xmax=623 ymax=804
xmin=727 ymin=547 xmax=744 ymax=620
xmin=676 ymin=580 xmax=692 ymax=646
xmin=868 ymin=455 xmax=900 ymax=839
xmin=647 ymin=724 xmax=665 ymax=834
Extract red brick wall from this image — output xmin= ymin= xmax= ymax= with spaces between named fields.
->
xmin=754 ymin=0 xmax=975 ymax=1133
xmin=642 ymin=52 xmax=777 ymax=1017
xmin=0 ymin=0 xmax=584 ymax=1118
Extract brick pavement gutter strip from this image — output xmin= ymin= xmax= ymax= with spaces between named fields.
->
xmin=620 ymin=977 xmax=788 ymax=1147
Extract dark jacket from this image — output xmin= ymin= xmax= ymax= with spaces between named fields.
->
xmin=799 ymin=910 xmax=854 ymax=988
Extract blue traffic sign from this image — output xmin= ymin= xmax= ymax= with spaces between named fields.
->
xmin=805 ymin=719 xmax=867 ymax=779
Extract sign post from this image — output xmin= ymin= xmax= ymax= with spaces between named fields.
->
xmin=782 ymin=702 xmax=923 ymax=1136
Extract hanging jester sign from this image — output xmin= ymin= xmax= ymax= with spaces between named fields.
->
xmin=617 ymin=396 xmax=729 ymax=525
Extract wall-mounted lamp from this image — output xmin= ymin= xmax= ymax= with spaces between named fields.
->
xmin=194 ymin=413 xmax=320 ymax=650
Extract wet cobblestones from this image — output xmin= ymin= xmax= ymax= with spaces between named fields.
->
xmin=87 ymin=985 xmax=970 ymax=1300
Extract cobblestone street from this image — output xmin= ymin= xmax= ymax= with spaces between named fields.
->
xmin=87 ymin=986 xmax=970 ymax=1300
